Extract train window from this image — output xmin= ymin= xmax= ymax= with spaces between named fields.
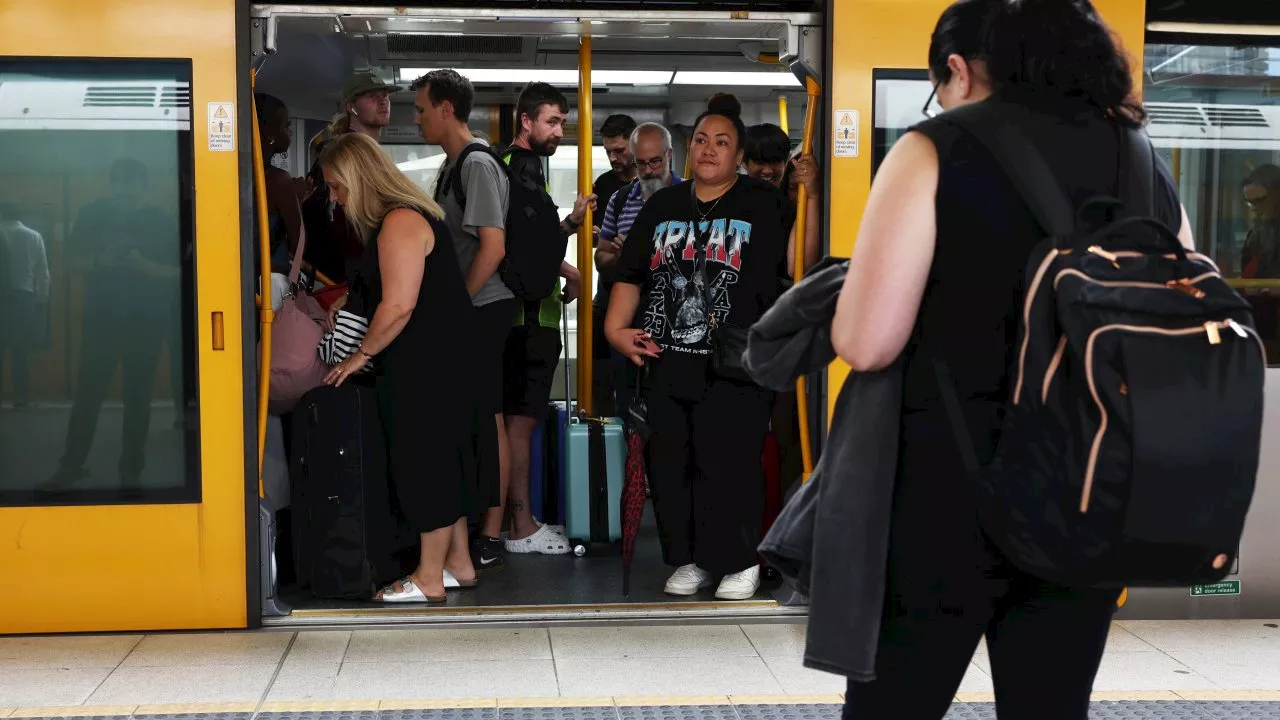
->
xmin=871 ymin=70 xmax=940 ymax=177
xmin=1144 ymin=43 xmax=1280 ymax=364
xmin=0 ymin=59 xmax=200 ymax=507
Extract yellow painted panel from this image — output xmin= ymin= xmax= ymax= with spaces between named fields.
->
xmin=0 ymin=0 xmax=247 ymax=633
xmin=825 ymin=0 xmax=1148 ymax=414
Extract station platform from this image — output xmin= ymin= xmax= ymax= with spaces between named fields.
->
xmin=2 ymin=620 xmax=1278 ymax=719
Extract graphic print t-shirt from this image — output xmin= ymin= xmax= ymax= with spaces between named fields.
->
xmin=616 ymin=175 xmax=789 ymax=398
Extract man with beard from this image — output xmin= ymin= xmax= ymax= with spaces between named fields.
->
xmin=302 ymin=72 xmax=401 ymax=282
xmin=594 ymin=114 xmax=638 ymax=217
xmin=594 ymin=122 xmax=683 ymax=419
xmin=496 ymin=82 xmax=595 ymax=556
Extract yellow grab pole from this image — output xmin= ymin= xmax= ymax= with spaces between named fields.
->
xmin=251 ymin=70 xmax=274 ymax=499
xmin=576 ymin=34 xmax=594 ymax=416
xmin=795 ymin=77 xmax=821 ymax=482
xmin=683 ymin=138 xmax=692 ymax=180
xmin=777 ymin=95 xmax=789 ymax=135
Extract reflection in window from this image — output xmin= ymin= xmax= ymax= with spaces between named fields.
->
xmin=1145 ymin=43 xmax=1280 ymax=364
xmin=0 ymin=60 xmax=198 ymax=506
xmin=872 ymin=72 xmax=942 ymax=176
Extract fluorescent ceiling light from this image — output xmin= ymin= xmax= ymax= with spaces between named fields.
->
xmin=672 ymin=71 xmax=801 ymax=87
xmin=397 ymin=68 xmax=673 ymax=85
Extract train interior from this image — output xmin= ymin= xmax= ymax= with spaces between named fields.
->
xmin=248 ymin=5 xmax=825 ymax=623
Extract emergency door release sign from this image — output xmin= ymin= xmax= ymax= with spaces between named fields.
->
xmin=209 ymin=102 xmax=235 ymax=152
xmin=834 ymin=109 xmax=859 ymax=158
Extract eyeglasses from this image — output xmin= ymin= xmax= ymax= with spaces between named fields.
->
xmin=922 ymin=81 xmax=940 ymax=119
xmin=1245 ymin=194 xmax=1267 ymax=210
xmin=634 ymin=156 xmax=668 ymax=171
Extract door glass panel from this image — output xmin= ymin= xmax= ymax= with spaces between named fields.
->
xmin=0 ymin=59 xmax=199 ymax=506
xmin=1144 ymin=43 xmax=1280 ymax=364
xmin=873 ymin=71 xmax=940 ymax=176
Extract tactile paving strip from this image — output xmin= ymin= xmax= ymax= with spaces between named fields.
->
xmin=734 ymin=704 xmax=841 ymax=720
xmin=617 ymin=707 xmax=739 ymax=720
xmin=134 ymin=715 xmax=254 ymax=720
xmin=259 ymin=713 xmax=377 ymax=720
xmin=500 ymin=709 xmax=620 ymax=720
xmin=1193 ymin=701 xmax=1280 ymax=719
xmin=959 ymin=702 xmax=1220 ymax=719
xmin=379 ymin=711 xmax=497 ymax=720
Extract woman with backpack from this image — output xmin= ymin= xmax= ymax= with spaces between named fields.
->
xmin=831 ymin=0 xmax=1202 ymax=717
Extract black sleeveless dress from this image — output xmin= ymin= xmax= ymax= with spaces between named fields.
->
xmin=351 ymin=209 xmax=481 ymax=534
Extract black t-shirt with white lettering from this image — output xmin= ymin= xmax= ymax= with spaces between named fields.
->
xmin=616 ymin=175 xmax=789 ymax=398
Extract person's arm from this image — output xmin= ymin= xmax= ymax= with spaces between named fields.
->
xmin=785 ymin=155 xmax=822 ymax=273
xmin=461 ymin=155 xmax=508 ymax=298
xmin=604 ymin=204 xmax=662 ymax=365
xmin=831 ymin=131 xmax=939 ymax=372
xmin=1177 ymin=205 xmax=1196 ymax=252
xmin=560 ymin=260 xmax=581 ymax=303
xmin=595 ymin=190 xmax=625 ymax=271
xmin=31 ymin=230 xmax=50 ymax=304
xmin=326 ymin=209 xmax=430 ymax=385
xmin=266 ymin=167 xmax=303 ymax=255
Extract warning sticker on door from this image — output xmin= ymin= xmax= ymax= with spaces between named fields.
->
xmin=834 ymin=109 xmax=859 ymax=158
xmin=208 ymin=102 xmax=235 ymax=152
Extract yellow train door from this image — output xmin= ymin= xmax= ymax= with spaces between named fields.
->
xmin=0 ymin=0 xmax=250 ymax=633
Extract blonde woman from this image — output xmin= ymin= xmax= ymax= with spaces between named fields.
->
xmin=321 ymin=132 xmax=481 ymax=603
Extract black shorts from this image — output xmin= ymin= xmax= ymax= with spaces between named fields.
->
xmin=503 ymin=324 xmax=563 ymax=418
xmin=475 ymin=299 xmax=516 ymax=415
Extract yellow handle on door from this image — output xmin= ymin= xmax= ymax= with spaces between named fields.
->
xmin=211 ymin=311 xmax=224 ymax=351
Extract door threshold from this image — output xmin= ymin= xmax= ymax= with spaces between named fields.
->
xmin=263 ymin=600 xmax=808 ymax=628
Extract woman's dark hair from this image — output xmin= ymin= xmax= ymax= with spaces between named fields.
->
xmin=745 ymin=123 xmax=792 ymax=164
xmin=927 ymin=0 xmax=1144 ymax=127
xmin=694 ymin=92 xmax=748 ymax=150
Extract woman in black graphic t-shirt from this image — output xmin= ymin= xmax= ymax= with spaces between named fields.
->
xmin=607 ymin=93 xmax=798 ymax=601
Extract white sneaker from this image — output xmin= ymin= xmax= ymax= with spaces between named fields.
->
xmin=664 ymin=564 xmax=713 ymax=596
xmin=715 ymin=566 xmax=761 ymax=600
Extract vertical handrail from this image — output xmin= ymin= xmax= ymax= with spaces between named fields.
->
xmin=251 ymin=70 xmax=273 ymax=499
xmin=794 ymin=77 xmax=821 ymax=483
xmin=576 ymin=34 xmax=594 ymax=416
xmin=777 ymin=95 xmax=790 ymax=135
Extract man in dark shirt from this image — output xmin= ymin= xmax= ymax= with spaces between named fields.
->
xmin=593 ymin=114 xmax=638 ymax=215
xmin=499 ymin=82 xmax=594 ymax=556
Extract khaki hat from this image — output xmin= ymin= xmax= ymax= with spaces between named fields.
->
xmin=342 ymin=72 xmax=402 ymax=104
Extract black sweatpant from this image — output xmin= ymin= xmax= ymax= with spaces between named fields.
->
xmin=843 ymin=414 xmax=1119 ymax=720
xmin=647 ymin=379 xmax=772 ymax=576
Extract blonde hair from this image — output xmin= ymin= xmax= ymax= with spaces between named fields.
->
xmin=319 ymin=133 xmax=444 ymax=236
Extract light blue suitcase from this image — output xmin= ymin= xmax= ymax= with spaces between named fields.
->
xmin=563 ymin=414 xmax=626 ymax=544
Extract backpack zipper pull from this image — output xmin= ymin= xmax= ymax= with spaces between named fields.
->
xmin=1167 ymin=278 xmax=1207 ymax=299
xmin=1087 ymin=246 xmax=1121 ymax=269
xmin=1205 ymin=321 xmax=1222 ymax=345
xmin=1227 ymin=319 xmax=1248 ymax=338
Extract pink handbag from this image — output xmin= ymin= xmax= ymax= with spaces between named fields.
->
xmin=268 ymin=223 xmax=328 ymax=414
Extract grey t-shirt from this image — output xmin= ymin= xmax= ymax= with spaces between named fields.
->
xmin=437 ymin=139 xmax=512 ymax=306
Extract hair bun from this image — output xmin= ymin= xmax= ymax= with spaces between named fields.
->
xmin=706 ymin=92 xmax=742 ymax=118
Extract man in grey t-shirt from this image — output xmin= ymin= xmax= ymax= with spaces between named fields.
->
xmin=413 ymin=69 xmax=516 ymax=571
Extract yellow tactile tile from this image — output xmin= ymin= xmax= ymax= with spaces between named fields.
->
xmin=612 ymin=696 xmax=733 ymax=707
xmin=1175 ymin=691 xmax=1280 ymax=702
xmin=729 ymin=695 xmax=845 ymax=706
xmin=954 ymin=693 xmax=996 ymax=704
xmin=1091 ymin=692 xmax=1182 ymax=702
xmin=498 ymin=698 xmax=613 ymax=709
xmin=260 ymin=702 xmax=381 ymax=713
xmin=134 ymin=704 xmax=257 ymax=715
xmin=377 ymin=700 xmax=498 ymax=711
xmin=0 ymin=710 xmax=14 ymax=719
xmin=9 ymin=708 xmax=137 ymax=718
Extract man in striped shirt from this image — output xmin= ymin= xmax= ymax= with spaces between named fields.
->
xmin=594 ymin=121 xmax=683 ymax=416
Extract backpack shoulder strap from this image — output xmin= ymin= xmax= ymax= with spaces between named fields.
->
xmin=440 ymin=142 xmax=489 ymax=209
xmin=1118 ymin=126 xmax=1156 ymax=218
xmin=936 ymin=101 xmax=1076 ymax=239
xmin=612 ymin=180 xmax=634 ymax=219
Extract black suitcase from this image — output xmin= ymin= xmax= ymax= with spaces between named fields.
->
xmin=290 ymin=383 xmax=405 ymax=600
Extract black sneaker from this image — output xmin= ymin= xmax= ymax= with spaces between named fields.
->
xmin=471 ymin=535 xmax=507 ymax=572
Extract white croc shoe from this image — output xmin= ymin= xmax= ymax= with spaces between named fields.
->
xmin=505 ymin=524 xmax=573 ymax=555
xmin=715 ymin=566 xmax=761 ymax=600
xmin=664 ymin=564 xmax=713 ymax=596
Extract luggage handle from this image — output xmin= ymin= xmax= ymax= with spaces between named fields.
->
xmin=1077 ymin=216 xmax=1189 ymax=262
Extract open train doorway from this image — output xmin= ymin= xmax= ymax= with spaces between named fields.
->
xmin=247 ymin=5 xmax=824 ymax=627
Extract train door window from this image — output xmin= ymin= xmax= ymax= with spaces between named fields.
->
xmin=872 ymin=70 xmax=941 ymax=177
xmin=0 ymin=59 xmax=199 ymax=506
xmin=1144 ymin=42 xmax=1280 ymax=363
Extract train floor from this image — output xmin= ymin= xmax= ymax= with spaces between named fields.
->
xmin=2 ymin=620 xmax=1279 ymax=717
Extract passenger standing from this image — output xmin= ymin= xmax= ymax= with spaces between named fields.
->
xmin=829 ymin=1 xmax=1195 ymax=717
xmin=0 ymin=202 xmax=49 ymax=409
xmin=319 ymin=133 xmax=480 ymax=603
xmin=590 ymin=114 xmax=639 ymax=414
xmin=743 ymin=124 xmax=791 ymax=187
xmin=303 ymin=72 xmax=401 ymax=283
xmin=594 ymin=114 xmax=639 ymax=214
xmin=594 ymin=122 xmax=683 ymax=419
xmin=254 ymin=94 xmax=304 ymax=276
xmin=606 ymin=93 xmax=804 ymax=601
xmin=411 ymin=69 xmax=514 ymax=571
xmin=499 ymin=82 xmax=595 ymax=555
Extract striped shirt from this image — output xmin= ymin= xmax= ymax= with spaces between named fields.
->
xmin=596 ymin=174 xmax=684 ymax=309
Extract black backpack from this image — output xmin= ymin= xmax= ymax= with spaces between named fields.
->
xmin=439 ymin=143 xmax=566 ymax=300
xmin=936 ymin=101 xmax=1265 ymax=589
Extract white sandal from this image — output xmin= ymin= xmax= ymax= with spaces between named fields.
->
xmin=376 ymin=576 xmax=445 ymax=604
xmin=505 ymin=524 xmax=573 ymax=555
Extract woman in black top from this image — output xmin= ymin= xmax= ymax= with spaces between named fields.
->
xmin=830 ymin=1 xmax=1196 ymax=718
xmin=608 ymin=94 xmax=807 ymax=601
xmin=321 ymin=133 xmax=481 ymax=604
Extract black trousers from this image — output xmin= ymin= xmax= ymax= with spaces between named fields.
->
xmin=646 ymin=379 xmax=772 ymax=576
xmin=843 ymin=415 xmax=1119 ymax=720
xmin=59 ymin=312 xmax=165 ymax=478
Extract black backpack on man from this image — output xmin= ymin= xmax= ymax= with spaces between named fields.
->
xmin=440 ymin=143 xmax=566 ymax=300
xmin=935 ymin=101 xmax=1265 ymax=589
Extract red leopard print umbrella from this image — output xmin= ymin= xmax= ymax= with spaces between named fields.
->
xmin=621 ymin=427 xmax=647 ymax=596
